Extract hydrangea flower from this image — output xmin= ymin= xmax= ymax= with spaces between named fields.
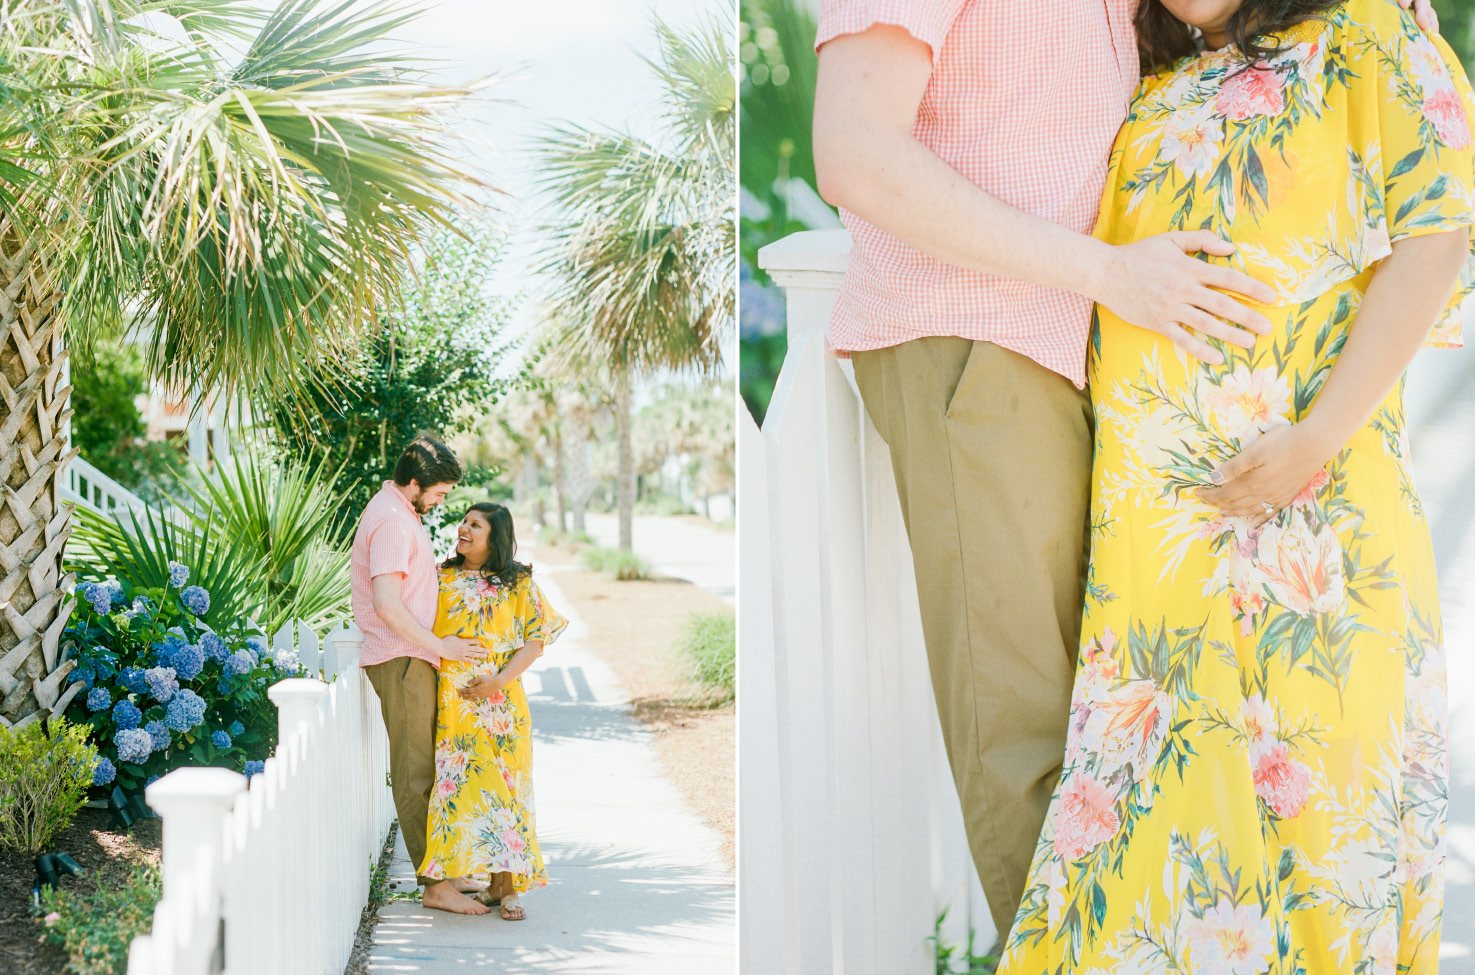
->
xmin=84 ymin=582 xmax=114 ymax=616
xmin=168 ymin=561 xmax=190 ymax=588
xmin=244 ymin=760 xmax=265 ymax=779
xmin=86 ymin=686 xmax=111 ymax=712
xmin=68 ymin=664 xmax=95 ymax=690
xmin=181 ymin=586 xmax=210 ymax=616
xmin=201 ymin=632 xmax=230 ymax=664
xmin=120 ymin=667 xmax=150 ymax=695
xmin=272 ymin=649 xmax=301 ymax=672
xmin=112 ymin=699 xmax=142 ymax=730
xmin=115 ymin=727 xmax=154 ymax=764
xmin=229 ymin=721 xmax=244 ymax=737
xmin=224 ymin=650 xmax=256 ymax=678
xmin=145 ymin=720 xmax=170 ymax=751
xmin=169 ymin=643 xmax=205 ymax=681
xmin=145 ymin=666 xmax=179 ymax=703
xmin=247 ymin=635 xmax=267 ymax=655
xmin=92 ymin=757 xmax=117 ymax=786
xmin=217 ymin=679 xmax=232 ymax=696
xmin=211 ymin=730 xmax=232 ymax=749
xmin=164 ymin=689 xmax=206 ymax=731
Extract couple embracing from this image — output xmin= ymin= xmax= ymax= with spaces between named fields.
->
xmin=350 ymin=436 xmax=567 ymax=919
xmin=815 ymin=0 xmax=1469 ymax=968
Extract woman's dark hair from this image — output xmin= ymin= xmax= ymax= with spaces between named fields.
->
xmin=393 ymin=434 xmax=462 ymax=490
xmin=442 ymin=502 xmax=532 ymax=588
xmin=1136 ymin=0 xmax=1343 ymax=75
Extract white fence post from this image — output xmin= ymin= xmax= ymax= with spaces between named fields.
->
xmin=145 ymin=768 xmax=246 ymax=972
xmin=747 ymin=229 xmax=992 ymax=975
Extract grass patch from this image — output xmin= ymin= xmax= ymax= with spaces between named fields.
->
xmin=930 ymin=910 xmax=999 ymax=974
xmin=39 ymin=862 xmax=161 ymax=975
xmin=579 ymin=546 xmax=650 ymax=581
xmin=676 ymin=611 xmax=735 ymax=704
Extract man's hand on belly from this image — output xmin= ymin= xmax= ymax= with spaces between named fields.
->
xmin=1095 ymin=231 xmax=1277 ymax=365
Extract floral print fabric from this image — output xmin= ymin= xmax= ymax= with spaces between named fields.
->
xmin=418 ymin=569 xmax=568 ymax=891
xmin=999 ymin=3 xmax=1472 ymax=973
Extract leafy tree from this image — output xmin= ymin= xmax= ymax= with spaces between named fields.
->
xmin=266 ymin=226 xmax=523 ymax=538
xmin=69 ymin=341 xmax=190 ymax=502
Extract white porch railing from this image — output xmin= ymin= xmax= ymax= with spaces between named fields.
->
xmin=739 ymin=229 xmax=991 ymax=975
xmin=126 ymin=622 xmax=393 ymax=975
xmin=62 ymin=455 xmax=148 ymax=517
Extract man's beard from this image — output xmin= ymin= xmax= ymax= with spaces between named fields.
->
xmin=412 ymin=496 xmax=434 ymax=515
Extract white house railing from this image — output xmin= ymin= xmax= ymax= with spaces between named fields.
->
xmin=739 ymin=229 xmax=990 ymax=975
xmin=62 ymin=455 xmax=148 ymax=517
xmin=127 ymin=622 xmax=393 ymax=975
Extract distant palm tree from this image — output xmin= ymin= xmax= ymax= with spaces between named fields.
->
xmin=0 ymin=0 xmax=483 ymax=725
xmin=537 ymin=12 xmax=734 ymax=552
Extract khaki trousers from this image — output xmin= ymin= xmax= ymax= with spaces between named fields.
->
xmin=851 ymin=337 xmax=1093 ymax=943
xmin=364 ymin=656 xmax=439 ymax=887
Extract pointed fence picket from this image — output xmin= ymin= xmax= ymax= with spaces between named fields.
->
xmin=127 ymin=621 xmax=393 ymax=975
xmin=742 ymin=230 xmax=991 ymax=975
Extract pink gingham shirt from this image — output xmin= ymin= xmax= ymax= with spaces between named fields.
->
xmin=817 ymin=0 xmax=1140 ymax=386
xmin=351 ymin=482 xmax=441 ymax=669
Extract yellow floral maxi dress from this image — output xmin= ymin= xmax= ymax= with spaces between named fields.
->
xmin=419 ymin=569 xmax=568 ymax=892
xmin=1000 ymin=3 xmax=1475 ymax=973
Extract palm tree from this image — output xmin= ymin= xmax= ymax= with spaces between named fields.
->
xmin=0 ymin=0 xmax=482 ymax=725
xmin=537 ymin=12 xmax=734 ymax=552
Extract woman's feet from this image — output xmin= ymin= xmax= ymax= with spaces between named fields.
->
xmin=499 ymin=892 xmax=525 ymax=921
xmin=422 ymin=879 xmax=491 ymax=915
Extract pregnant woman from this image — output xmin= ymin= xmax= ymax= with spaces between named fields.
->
xmin=419 ymin=502 xmax=567 ymax=921
xmin=1000 ymin=0 xmax=1473 ymax=971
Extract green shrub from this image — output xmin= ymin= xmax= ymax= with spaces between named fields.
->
xmin=677 ymin=611 xmax=735 ymax=703
xmin=0 ymin=718 xmax=99 ymax=854
xmin=40 ymin=862 xmax=161 ymax=975
xmin=579 ymin=546 xmax=650 ymax=581
xmin=635 ymin=491 xmax=696 ymax=517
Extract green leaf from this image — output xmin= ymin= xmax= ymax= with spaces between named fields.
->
xmin=1389 ymin=147 xmax=1425 ymax=178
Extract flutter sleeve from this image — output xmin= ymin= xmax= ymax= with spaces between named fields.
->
xmin=519 ymin=577 xmax=568 ymax=649
xmin=1355 ymin=1 xmax=1475 ymax=345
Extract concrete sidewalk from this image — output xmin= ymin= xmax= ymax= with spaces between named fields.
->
xmin=581 ymin=514 xmax=734 ymax=604
xmin=365 ymin=568 xmax=735 ymax=974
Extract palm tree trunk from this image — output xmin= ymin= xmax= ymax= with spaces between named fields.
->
xmin=552 ymin=430 xmax=568 ymax=533
xmin=615 ymin=364 xmax=634 ymax=552
xmin=568 ymin=422 xmax=591 ymax=535
xmin=0 ymin=224 xmax=82 ymax=727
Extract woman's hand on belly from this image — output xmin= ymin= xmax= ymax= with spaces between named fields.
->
xmin=458 ymin=672 xmax=509 ymax=702
xmin=1095 ymin=231 xmax=1277 ymax=365
xmin=1195 ymin=423 xmax=1334 ymax=526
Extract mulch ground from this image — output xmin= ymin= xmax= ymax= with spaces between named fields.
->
xmin=0 ymin=807 xmax=161 ymax=975
xmin=525 ymin=526 xmax=736 ymax=872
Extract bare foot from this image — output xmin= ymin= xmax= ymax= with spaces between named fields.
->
xmin=452 ymin=876 xmax=488 ymax=894
xmin=423 ymin=880 xmax=491 ymax=915
xmin=500 ymin=892 xmax=525 ymax=921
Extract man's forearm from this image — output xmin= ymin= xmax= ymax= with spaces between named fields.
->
xmin=817 ymin=125 xmax=1114 ymax=301
xmin=374 ymin=598 xmax=442 ymax=653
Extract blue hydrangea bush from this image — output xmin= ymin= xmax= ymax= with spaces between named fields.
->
xmin=62 ymin=563 xmax=304 ymax=793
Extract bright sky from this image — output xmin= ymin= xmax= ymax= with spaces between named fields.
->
xmin=388 ymin=0 xmax=733 ymax=381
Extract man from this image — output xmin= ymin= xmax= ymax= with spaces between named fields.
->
xmin=810 ymin=0 xmax=1437 ymax=944
xmin=352 ymin=435 xmax=491 ymax=916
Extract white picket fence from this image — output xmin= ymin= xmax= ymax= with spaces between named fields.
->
xmin=126 ymin=621 xmax=393 ymax=975
xmin=739 ymin=229 xmax=991 ymax=975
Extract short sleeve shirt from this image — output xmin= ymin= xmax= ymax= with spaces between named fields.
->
xmin=351 ymin=482 xmax=441 ymax=669
xmin=816 ymin=0 xmax=1140 ymax=387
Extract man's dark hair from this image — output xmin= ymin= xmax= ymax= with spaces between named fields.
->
xmin=1136 ymin=0 xmax=1343 ymax=74
xmin=392 ymin=435 xmax=462 ymax=489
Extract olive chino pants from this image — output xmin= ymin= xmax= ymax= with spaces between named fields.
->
xmin=364 ymin=656 xmax=440 ymax=887
xmin=851 ymin=337 xmax=1094 ymax=944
